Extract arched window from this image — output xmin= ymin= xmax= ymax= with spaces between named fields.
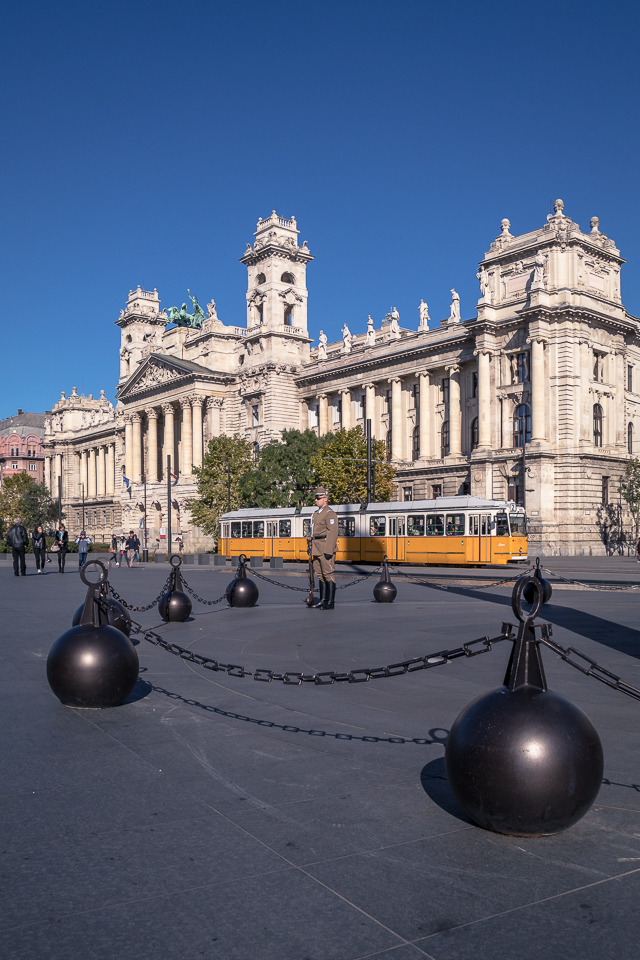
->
xmin=441 ymin=420 xmax=450 ymax=458
xmin=412 ymin=425 xmax=420 ymax=461
xmin=470 ymin=417 xmax=479 ymax=451
xmin=256 ymin=273 xmax=266 ymax=285
xmin=281 ymin=272 xmax=295 ymax=284
xmin=593 ymin=404 xmax=603 ymax=447
xmin=628 ymin=421 xmax=634 ymax=455
xmin=513 ymin=404 xmax=531 ymax=448
xmin=283 ymin=305 xmax=293 ymax=325
xmin=386 ymin=430 xmax=393 ymax=461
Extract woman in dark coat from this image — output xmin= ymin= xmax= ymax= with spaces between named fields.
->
xmin=33 ymin=526 xmax=47 ymax=573
xmin=54 ymin=524 xmax=69 ymax=573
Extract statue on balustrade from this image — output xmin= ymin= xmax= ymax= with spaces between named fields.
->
xmin=166 ymin=290 xmax=206 ymax=329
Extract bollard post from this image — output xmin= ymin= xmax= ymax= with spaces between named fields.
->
xmin=226 ymin=554 xmax=259 ymax=607
xmin=373 ymin=558 xmax=397 ymax=603
xmin=158 ymin=554 xmax=193 ymax=622
xmin=523 ymin=556 xmax=553 ymax=605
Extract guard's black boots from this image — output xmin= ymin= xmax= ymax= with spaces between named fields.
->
xmin=321 ymin=581 xmax=336 ymax=610
xmin=313 ymin=581 xmax=325 ymax=608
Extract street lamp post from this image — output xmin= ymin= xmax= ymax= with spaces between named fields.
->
xmin=81 ymin=484 xmax=85 ymax=531
xmin=142 ymin=473 xmax=148 ymax=563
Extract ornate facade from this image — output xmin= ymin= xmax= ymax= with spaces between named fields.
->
xmin=43 ymin=203 xmax=640 ymax=555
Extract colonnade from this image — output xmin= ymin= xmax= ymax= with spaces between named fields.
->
xmin=124 ymin=395 xmax=206 ymax=484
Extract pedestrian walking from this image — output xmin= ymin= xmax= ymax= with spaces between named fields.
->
xmin=75 ymin=530 xmax=92 ymax=568
xmin=124 ymin=530 xmax=140 ymax=567
xmin=6 ymin=517 xmax=29 ymax=577
xmin=635 ymin=535 xmax=640 ymax=563
xmin=33 ymin=525 xmax=47 ymax=573
xmin=53 ymin=523 xmax=69 ymax=573
xmin=310 ymin=486 xmax=338 ymax=610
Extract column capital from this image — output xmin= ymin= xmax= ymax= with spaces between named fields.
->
xmin=526 ymin=336 xmax=548 ymax=346
xmin=179 ymin=396 xmax=192 ymax=410
xmin=317 ymin=393 xmax=328 ymax=401
xmin=191 ymin=395 xmax=205 ymax=409
xmin=387 ymin=377 xmax=402 ymax=385
xmin=146 ymin=407 xmax=159 ymax=420
xmin=361 ymin=381 xmax=376 ymax=390
xmin=339 ymin=387 xmax=352 ymax=395
xmin=418 ymin=370 xmax=430 ymax=380
xmin=445 ymin=363 xmax=460 ymax=376
xmin=207 ymin=396 xmax=224 ymax=409
xmin=161 ymin=402 xmax=175 ymax=416
xmin=131 ymin=411 xmax=142 ymax=423
xmin=473 ymin=348 xmax=493 ymax=358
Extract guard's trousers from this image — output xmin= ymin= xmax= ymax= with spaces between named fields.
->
xmin=312 ymin=553 xmax=335 ymax=584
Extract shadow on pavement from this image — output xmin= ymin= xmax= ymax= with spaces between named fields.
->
xmin=420 ymin=756 xmax=474 ymax=825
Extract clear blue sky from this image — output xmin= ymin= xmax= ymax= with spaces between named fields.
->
xmin=1 ymin=0 xmax=639 ymax=416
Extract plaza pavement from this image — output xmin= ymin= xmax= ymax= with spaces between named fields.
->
xmin=0 ymin=556 xmax=639 ymax=960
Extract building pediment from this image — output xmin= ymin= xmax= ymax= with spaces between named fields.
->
xmin=116 ymin=353 xmax=225 ymax=402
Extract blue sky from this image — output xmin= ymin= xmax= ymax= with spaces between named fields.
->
xmin=1 ymin=0 xmax=639 ymax=415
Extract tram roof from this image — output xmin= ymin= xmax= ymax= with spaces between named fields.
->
xmin=220 ymin=496 xmax=523 ymax=521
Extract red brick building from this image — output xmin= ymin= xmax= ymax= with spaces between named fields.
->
xmin=0 ymin=410 xmax=47 ymax=484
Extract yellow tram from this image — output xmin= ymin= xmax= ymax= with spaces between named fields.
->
xmin=219 ymin=496 xmax=528 ymax=566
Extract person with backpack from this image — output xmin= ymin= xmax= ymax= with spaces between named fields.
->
xmin=6 ymin=518 xmax=29 ymax=577
xmin=124 ymin=530 xmax=140 ymax=567
xmin=74 ymin=531 xmax=92 ymax=568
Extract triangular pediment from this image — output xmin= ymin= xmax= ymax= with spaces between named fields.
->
xmin=116 ymin=353 xmax=216 ymax=401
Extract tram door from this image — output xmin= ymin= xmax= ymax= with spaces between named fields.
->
xmin=266 ymin=521 xmax=277 ymax=558
xmin=388 ymin=517 xmax=405 ymax=561
xmin=469 ymin=515 xmax=491 ymax=562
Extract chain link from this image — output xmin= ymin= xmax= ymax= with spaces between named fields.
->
xmin=251 ymin=569 xmax=308 ymax=592
xmin=537 ymin=624 xmax=640 ymax=702
xmin=389 ymin=565 xmax=534 ymax=591
xmin=541 ymin=565 xmax=640 ymax=593
xmin=109 ymin=574 xmax=173 ymax=612
xmin=180 ymin=575 xmax=228 ymax=606
xmin=128 ymin=617 xmax=515 ymax=684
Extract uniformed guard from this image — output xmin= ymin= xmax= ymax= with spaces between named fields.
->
xmin=310 ymin=485 xmax=338 ymax=610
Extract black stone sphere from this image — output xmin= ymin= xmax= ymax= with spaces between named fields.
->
xmin=47 ymin=623 xmax=139 ymax=709
xmin=226 ymin=576 xmax=259 ymax=608
xmin=72 ymin=597 xmax=132 ymax=637
xmin=373 ymin=579 xmax=397 ymax=603
xmin=523 ymin=576 xmax=553 ymax=605
xmin=158 ymin=590 xmax=192 ymax=622
xmin=445 ymin=684 xmax=603 ymax=836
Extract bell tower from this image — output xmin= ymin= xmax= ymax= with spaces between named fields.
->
xmin=240 ymin=211 xmax=313 ymax=333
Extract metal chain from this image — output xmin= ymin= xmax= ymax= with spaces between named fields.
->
xmin=389 ymin=565 xmax=534 ymax=591
xmin=537 ymin=624 xmax=640 ymax=702
xmin=251 ymin=569 xmax=308 ymax=592
xmin=542 ymin=565 xmax=640 ymax=592
xmin=109 ymin=574 xmax=173 ymax=612
xmin=336 ymin=566 xmax=382 ymax=590
xmin=180 ymin=575 xmax=228 ymax=606
xmin=128 ymin=617 xmax=515 ymax=684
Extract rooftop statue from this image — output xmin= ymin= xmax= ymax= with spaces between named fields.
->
xmin=166 ymin=290 xmax=206 ymax=329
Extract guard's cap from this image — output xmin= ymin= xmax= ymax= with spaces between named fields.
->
xmin=314 ymin=485 xmax=329 ymax=498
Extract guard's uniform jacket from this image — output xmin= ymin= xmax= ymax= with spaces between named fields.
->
xmin=311 ymin=504 xmax=339 ymax=583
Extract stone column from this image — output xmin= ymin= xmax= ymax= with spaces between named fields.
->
xmin=318 ymin=395 xmax=329 ymax=436
xmin=55 ymin=453 xmax=63 ymax=496
xmin=88 ymin=448 xmax=97 ymax=498
xmin=419 ymin=372 xmax=430 ymax=459
xmin=364 ymin=383 xmax=376 ymax=434
xmin=97 ymin=446 xmax=106 ymax=497
xmin=106 ymin=444 xmax=115 ymax=494
xmin=340 ymin=389 xmax=351 ymax=430
xmin=146 ymin=409 xmax=158 ymax=482
xmin=132 ymin=413 xmax=142 ymax=482
xmin=502 ymin=396 xmax=513 ymax=448
xmin=162 ymin=403 xmax=175 ymax=477
xmin=192 ymin=397 xmax=204 ymax=468
xmin=447 ymin=365 xmax=462 ymax=457
xmin=124 ymin=416 xmax=133 ymax=481
xmin=180 ymin=398 xmax=193 ymax=478
xmin=530 ymin=338 xmax=547 ymax=442
xmin=44 ymin=456 xmax=52 ymax=492
xmin=390 ymin=378 xmax=404 ymax=461
xmin=476 ymin=351 xmax=492 ymax=450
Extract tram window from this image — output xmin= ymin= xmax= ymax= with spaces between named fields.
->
xmin=231 ymin=522 xmax=241 ymax=538
xmin=279 ymin=519 xmax=291 ymax=537
xmin=446 ymin=514 xmax=465 ymax=535
xmin=303 ymin=519 xmax=311 ymax=537
xmin=470 ymin=515 xmax=478 ymax=536
xmin=253 ymin=521 xmax=264 ymax=538
xmin=425 ymin=514 xmax=444 ymax=536
xmin=241 ymin=521 xmax=253 ymax=537
xmin=370 ymin=516 xmax=386 ymax=536
xmin=407 ymin=515 xmax=425 ymax=536
xmin=509 ymin=513 xmax=527 ymax=536
xmin=495 ymin=512 xmax=509 ymax=536
xmin=338 ymin=518 xmax=355 ymax=537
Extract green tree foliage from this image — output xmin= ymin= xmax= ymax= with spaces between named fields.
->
xmin=187 ymin=435 xmax=254 ymax=537
xmin=240 ymin=429 xmax=327 ymax=508
xmin=311 ymin=427 xmax=396 ymax=504
xmin=0 ymin=474 xmax=58 ymax=537
xmin=619 ymin=459 xmax=640 ymax=539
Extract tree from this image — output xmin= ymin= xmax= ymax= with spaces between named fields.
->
xmin=310 ymin=427 xmax=396 ymax=504
xmin=240 ymin=429 xmax=327 ymax=508
xmin=0 ymin=474 xmax=58 ymax=538
xmin=620 ymin=459 xmax=640 ymax=542
xmin=187 ymin=435 xmax=254 ymax=537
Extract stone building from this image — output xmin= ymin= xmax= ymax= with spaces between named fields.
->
xmin=0 ymin=410 xmax=47 ymax=484
xmin=43 ymin=202 xmax=640 ymax=555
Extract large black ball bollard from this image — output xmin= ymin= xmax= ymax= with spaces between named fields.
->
xmin=226 ymin=555 xmax=259 ymax=607
xmin=72 ymin=596 xmax=132 ymax=637
xmin=373 ymin=558 xmax=397 ymax=603
xmin=47 ymin=561 xmax=138 ymax=709
xmin=523 ymin=557 xmax=552 ymax=605
xmin=445 ymin=576 xmax=603 ymax=836
xmin=158 ymin=555 xmax=192 ymax=622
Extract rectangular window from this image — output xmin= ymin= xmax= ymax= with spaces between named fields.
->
xmin=425 ymin=514 xmax=444 ymax=536
xmin=303 ymin=519 xmax=311 ymax=537
xmin=308 ymin=404 xmax=318 ymax=428
xmin=432 ymin=484 xmax=442 ymax=499
xmin=252 ymin=404 xmax=259 ymax=426
xmin=221 ymin=524 xmax=229 ymax=538
xmin=231 ymin=521 xmax=241 ymax=538
xmin=628 ymin=365 xmax=633 ymax=393
xmin=442 ymin=378 xmax=450 ymax=404
xmin=407 ymin=515 xmax=425 ymax=536
xmin=29 ymin=463 xmax=36 ymax=471
xmin=403 ymin=487 xmax=413 ymax=501
xmin=241 ymin=520 xmax=253 ymax=538
xmin=370 ymin=516 xmax=386 ymax=536
xmin=602 ymin=476 xmax=609 ymax=505
xmin=509 ymin=513 xmax=527 ymax=536
xmin=446 ymin=513 xmax=465 ymax=535
xmin=253 ymin=520 xmax=264 ymax=538
xmin=517 ymin=352 xmax=529 ymax=383
xmin=279 ymin=519 xmax=291 ymax=537
xmin=353 ymin=395 xmax=364 ymax=420
xmin=495 ymin=512 xmax=509 ymax=536
xmin=338 ymin=517 xmax=355 ymax=537
xmin=332 ymin=399 xmax=341 ymax=424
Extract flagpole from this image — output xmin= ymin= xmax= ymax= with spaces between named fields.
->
xmin=167 ymin=454 xmax=172 ymax=562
